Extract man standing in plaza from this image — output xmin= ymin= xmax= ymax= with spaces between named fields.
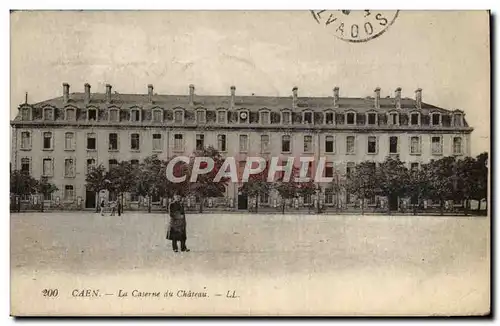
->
xmin=166 ymin=195 xmax=190 ymax=253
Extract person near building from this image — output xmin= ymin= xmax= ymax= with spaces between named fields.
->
xmin=166 ymin=195 xmax=190 ymax=253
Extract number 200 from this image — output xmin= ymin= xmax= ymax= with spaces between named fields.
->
xmin=42 ymin=289 xmax=58 ymax=297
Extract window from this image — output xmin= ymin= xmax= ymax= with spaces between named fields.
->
xmin=43 ymin=132 xmax=52 ymax=150
xmin=325 ymin=162 xmax=334 ymax=178
xmin=131 ymin=109 xmax=141 ymax=122
xmin=410 ymin=113 xmax=420 ymax=126
xmin=260 ymin=192 xmax=269 ymax=204
xmin=109 ymin=109 xmax=119 ymax=122
xmin=281 ymin=135 xmax=291 ymax=152
xmin=86 ymin=158 xmax=95 ymax=174
xmin=174 ymin=110 xmax=184 ymax=123
xmin=389 ymin=113 xmax=399 ymax=125
xmin=43 ymin=108 xmax=54 ymax=120
xmin=389 ymin=136 xmax=398 ymax=154
xmin=346 ymin=162 xmax=355 ymax=179
xmin=87 ymin=133 xmax=96 ymax=150
xmin=64 ymin=185 xmax=74 ymax=201
xmin=303 ymin=111 xmax=313 ymax=124
xmin=174 ymin=134 xmax=184 ymax=151
xmin=261 ymin=135 xmax=270 ymax=153
xmin=66 ymin=108 xmax=76 ymax=121
xmin=410 ymin=162 xmax=419 ymax=172
xmin=42 ymin=158 xmax=53 ymax=176
xmin=65 ymin=132 xmax=75 ymax=150
xmin=346 ymin=112 xmax=355 ymax=125
xmin=88 ymin=109 xmax=97 ymax=121
xmin=346 ymin=136 xmax=355 ymax=154
xmin=304 ymin=135 xmax=313 ymax=153
xmin=21 ymin=107 xmax=30 ymax=121
xmin=325 ymin=112 xmax=334 ymax=124
xmin=431 ymin=136 xmax=443 ymax=155
xmin=325 ymin=135 xmax=335 ymax=153
xmin=21 ymin=131 xmax=31 ymax=150
xmin=64 ymin=158 xmax=75 ymax=177
xmin=152 ymin=134 xmax=162 ymax=151
xmin=196 ymin=134 xmax=204 ymax=150
xmin=196 ymin=110 xmax=206 ymax=123
xmin=325 ymin=188 xmax=334 ymax=204
xmin=130 ymin=133 xmax=140 ymax=150
xmin=21 ymin=158 xmax=30 ymax=174
xmin=152 ymin=110 xmax=162 ymax=122
xmin=367 ymin=113 xmax=377 ymax=125
xmin=453 ymin=137 xmax=463 ymax=155
xmin=367 ymin=136 xmax=377 ymax=154
xmin=217 ymin=110 xmax=226 ymax=124
xmin=239 ymin=135 xmax=248 ymax=152
xmin=453 ymin=114 xmax=463 ymax=126
xmin=109 ymin=159 xmax=118 ymax=170
xmin=217 ymin=134 xmax=227 ymax=152
xmin=130 ymin=192 xmax=139 ymax=202
xmin=282 ymin=111 xmax=291 ymax=125
xmin=260 ymin=111 xmax=270 ymax=125
xmin=130 ymin=159 xmax=139 ymax=169
xmin=410 ymin=136 xmax=421 ymax=154
xmin=109 ymin=133 xmax=118 ymax=151
xmin=431 ymin=113 xmax=441 ymax=126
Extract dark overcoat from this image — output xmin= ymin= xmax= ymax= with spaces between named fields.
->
xmin=166 ymin=201 xmax=187 ymax=241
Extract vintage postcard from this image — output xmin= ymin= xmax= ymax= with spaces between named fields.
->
xmin=9 ymin=10 xmax=490 ymax=316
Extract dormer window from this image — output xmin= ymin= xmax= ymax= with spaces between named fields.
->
xmin=346 ymin=112 xmax=356 ymax=125
xmin=367 ymin=112 xmax=377 ymax=125
xmin=303 ymin=111 xmax=313 ymax=124
xmin=130 ymin=108 xmax=141 ymax=122
xmin=238 ymin=110 xmax=249 ymax=124
xmin=196 ymin=109 xmax=206 ymax=124
xmin=109 ymin=108 xmax=119 ymax=122
xmin=260 ymin=110 xmax=270 ymax=125
xmin=388 ymin=112 xmax=399 ymax=125
xmin=65 ymin=107 xmax=76 ymax=121
xmin=325 ymin=111 xmax=335 ymax=125
xmin=43 ymin=107 xmax=54 ymax=121
xmin=217 ymin=110 xmax=227 ymax=124
xmin=152 ymin=109 xmax=163 ymax=123
xmin=410 ymin=112 xmax=420 ymax=126
xmin=87 ymin=108 xmax=98 ymax=121
xmin=453 ymin=113 xmax=463 ymax=126
xmin=431 ymin=112 xmax=441 ymax=126
xmin=174 ymin=109 xmax=184 ymax=124
xmin=281 ymin=110 xmax=291 ymax=125
xmin=21 ymin=107 xmax=31 ymax=121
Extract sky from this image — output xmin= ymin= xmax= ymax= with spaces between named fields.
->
xmin=10 ymin=10 xmax=490 ymax=155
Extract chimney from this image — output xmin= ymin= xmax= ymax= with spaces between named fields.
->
xmin=333 ymin=87 xmax=339 ymax=107
xmin=189 ymin=84 xmax=195 ymax=105
xmin=415 ymin=88 xmax=422 ymax=109
xmin=63 ymin=83 xmax=70 ymax=104
xmin=292 ymin=86 xmax=298 ymax=108
xmin=84 ymin=83 xmax=91 ymax=104
xmin=105 ymin=84 xmax=112 ymax=104
xmin=395 ymin=87 xmax=402 ymax=108
xmin=148 ymin=84 xmax=154 ymax=104
xmin=230 ymin=85 xmax=236 ymax=109
xmin=374 ymin=87 xmax=381 ymax=109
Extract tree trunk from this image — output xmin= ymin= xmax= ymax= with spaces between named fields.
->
xmin=282 ymin=201 xmax=286 ymax=214
xmin=148 ymin=195 xmax=152 ymax=213
xmin=95 ymin=192 xmax=99 ymax=213
xmin=463 ymin=199 xmax=468 ymax=216
xmin=40 ymin=194 xmax=44 ymax=212
xmin=255 ymin=194 xmax=259 ymax=213
xmin=199 ymin=197 xmax=204 ymax=213
xmin=361 ymin=197 xmax=364 ymax=215
xmin=440 ymin=199 xmax=444 ymax=216
xmin=476 ymin=199 xmax=481 ymax=213
xmin=17 ymin=196 xmax=21 ymax=213
xmin=119 ymin=193 xmax=123 ymax=216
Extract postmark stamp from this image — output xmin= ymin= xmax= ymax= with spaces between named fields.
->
xmin=311 ymin=10 xmax=399 ymax=43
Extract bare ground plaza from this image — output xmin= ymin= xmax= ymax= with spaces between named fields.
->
xmin=11 ymin=211 xmax=489 ymax=315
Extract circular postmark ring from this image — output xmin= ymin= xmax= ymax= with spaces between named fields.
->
xmin=311 ymin=10 xmax=399 ymax=43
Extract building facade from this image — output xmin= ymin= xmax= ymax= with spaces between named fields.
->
xmin=10 ymin=83 xmax=473 ymax=210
